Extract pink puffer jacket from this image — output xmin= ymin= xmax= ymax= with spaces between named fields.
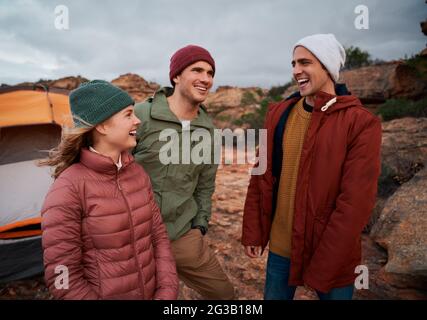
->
xmin=41 ymin=148 xmax=178 ymax=300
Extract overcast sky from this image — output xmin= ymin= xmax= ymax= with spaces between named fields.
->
xmin=1 ymin=0 xmax=426 ymax=88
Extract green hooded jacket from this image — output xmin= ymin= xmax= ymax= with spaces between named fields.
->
xmin=133 ymin=87 xmax=218 ymax=241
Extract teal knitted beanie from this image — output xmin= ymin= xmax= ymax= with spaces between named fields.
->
xmin=69 ymin=80 xmax=134 ymax=127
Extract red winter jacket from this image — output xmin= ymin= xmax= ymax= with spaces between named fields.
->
xmin=41 ymin=149 xmax=178 ymax=299
xmin=242 ymin=90 xmax=382 ymax=293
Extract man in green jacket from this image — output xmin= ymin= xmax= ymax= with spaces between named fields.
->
xmin=133 ymin=45 xmax=234 ymax=299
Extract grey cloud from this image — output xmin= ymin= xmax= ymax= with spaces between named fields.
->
xmin=0 ymin=0 xmax=425 ymax=87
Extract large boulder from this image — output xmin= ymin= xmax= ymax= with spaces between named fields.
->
xmin=356 ymin=234 xmax=427 ymax=300
xmin=17 ymin=75 xmax=89 ymax=90
xmin=381 ymin=117 xmax=427 ymax=181
xmin=283 ymin=61 xmax=427 ymax=104
xmin=49 ymin=76 xmax=89 ymax=90
xmin=205 ymin=86 xmax=246 ymax=112
xmin=371 ymin=167 xmax=427 ymax=276
xmin=111 ymin=73 xmax=160 ymax=103
xmin=361 ymin=117 xmax=427 ymax=299
xmin=205 ymin=86 xmax=264 ymax=113
xmin=340 ymin=61 xmax=427 ymax=103
xmin=365 ymin=117 xmax=427 ymax=233
xmin=368 ymin=167 xmax=427 ymax=298
xmin=205 ymin=86 xmax=265 ymax=129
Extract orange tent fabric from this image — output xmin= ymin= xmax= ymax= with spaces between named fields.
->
xmin=0 ymin=88 xmax=72 ymax=128
xmin=0 ymin=87 xmax=71 ymax=239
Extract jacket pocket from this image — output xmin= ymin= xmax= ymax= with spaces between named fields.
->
xmin=312 ymin=206 xmax=334 ymax=251
xmin=312 ymin=217 xmax=328 ymax=252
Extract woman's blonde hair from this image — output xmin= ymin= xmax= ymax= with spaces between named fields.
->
xmin=38 ymin=121 xmax=94 ymax=179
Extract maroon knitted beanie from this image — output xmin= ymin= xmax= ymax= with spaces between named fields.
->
xmin=169 ymin=45 xmax=215 ymax=86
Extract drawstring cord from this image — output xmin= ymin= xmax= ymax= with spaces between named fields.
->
xmin=321 ymin=97 xmax=337 ymax=112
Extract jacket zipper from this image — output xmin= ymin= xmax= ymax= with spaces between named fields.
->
xmin=295 ymin=108 xmax=327 ymax=273
xmin=116 ymin=172 xmax=145 ymax=298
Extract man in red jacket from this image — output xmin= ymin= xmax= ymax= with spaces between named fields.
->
xmin=241 ymin=34 xmax=382 ymax=300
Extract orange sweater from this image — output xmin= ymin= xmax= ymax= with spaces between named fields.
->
xmin=269 ymin=98 xmax=312 ymax=257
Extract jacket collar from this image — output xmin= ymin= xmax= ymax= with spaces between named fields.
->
xmin=150 ymin=87 xmax=215 ymax=129
xmin=89 ymin=146 xmax=122 ymax=170
xmin=79 ymin=148 xmax=134 ymax=175
xmin=285 ymin=83 xmax=361 ymax=114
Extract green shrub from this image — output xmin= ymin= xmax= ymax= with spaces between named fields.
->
xmin=232 ymin=113 xmax=260 ymax=129
xmin=240 ymin=91 xmax=257 ymax=105
xmin=233 ymin=118 xmax=244 ymax=126
xmin=268 ymin=81 xmax=293 ymax=98
xmin=233 ymin=97 xmax=273 ymax=129
xmin=216 ymin=114 xmax=231 ymax=122
xmin=344 ymin=46 xmax=372 ymax=70
xmin=376 ymin=98 xmax=427 ymax=121
xmin=404 ymin=54 xmax=427 ymax=79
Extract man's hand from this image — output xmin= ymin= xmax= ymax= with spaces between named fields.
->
xmin=244 ymin=245 xmax=262 ymax=258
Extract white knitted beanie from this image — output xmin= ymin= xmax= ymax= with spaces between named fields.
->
xmin=294 ymin=33 xmax=346 ymax=82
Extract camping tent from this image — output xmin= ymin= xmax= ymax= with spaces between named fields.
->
xmin=0 ymin=85 xmax=72 ymax=283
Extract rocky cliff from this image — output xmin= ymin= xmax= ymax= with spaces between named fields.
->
xmin=111 ymin=73 xmax=160 ymax=103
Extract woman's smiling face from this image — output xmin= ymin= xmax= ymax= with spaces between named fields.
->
xmin=96 ymin=105 xmax=141 ymax=151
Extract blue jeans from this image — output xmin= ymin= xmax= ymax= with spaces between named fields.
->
xmin=264 ymin=251 xmax=354 ymax=300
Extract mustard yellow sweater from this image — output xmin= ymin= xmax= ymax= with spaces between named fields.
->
xmin=269 ymin=98 xmax=312 ymax=258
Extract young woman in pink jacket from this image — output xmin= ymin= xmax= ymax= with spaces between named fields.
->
xmin=40 ymin=80 xmax=178 ymax=300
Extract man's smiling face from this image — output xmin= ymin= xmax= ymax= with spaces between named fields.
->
xmin=173 ymin=61 xmax=214 ymax=104
xmin=292 ymin=46 xmax=333 ymax=98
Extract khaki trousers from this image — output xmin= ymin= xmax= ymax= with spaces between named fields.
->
xmin=171 ymin=228 xmax=235 ymax=300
